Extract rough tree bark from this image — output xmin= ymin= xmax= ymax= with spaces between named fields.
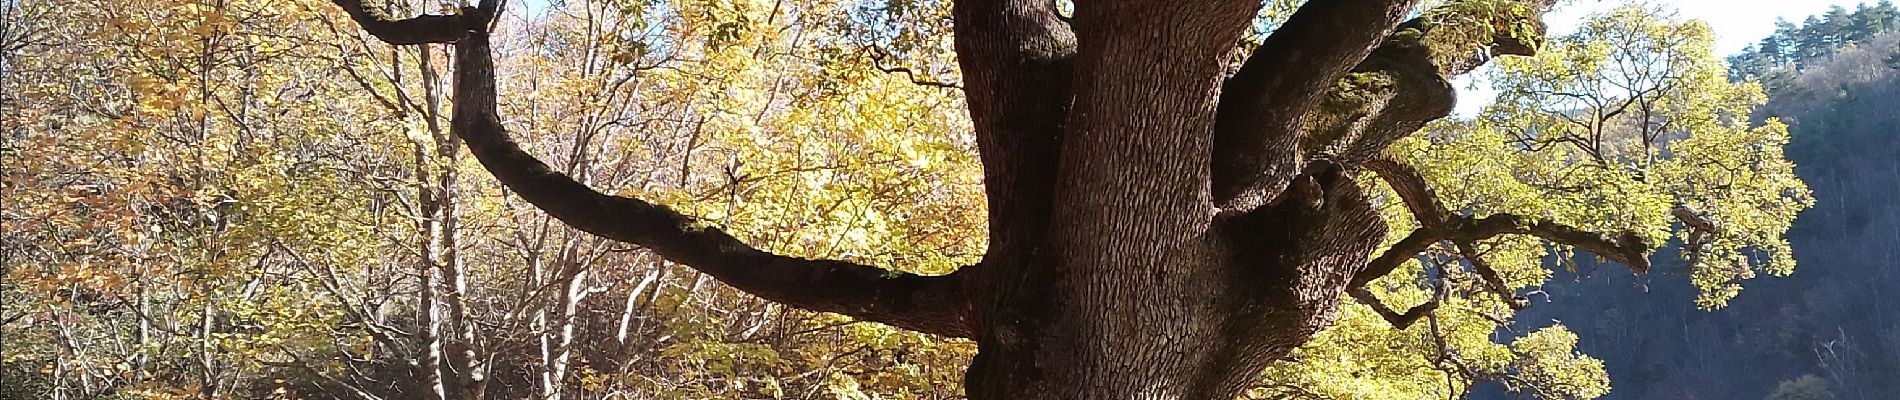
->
xmin=328 ymin=0 xmax=1651 ymax=398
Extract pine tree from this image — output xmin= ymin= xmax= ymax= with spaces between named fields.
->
xmin=1824 ymin=5 xmax=1854 ymax=46
xmin=1864 ymin=0 xmax=1898 ymax=35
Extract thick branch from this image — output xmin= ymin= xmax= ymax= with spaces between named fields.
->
xmin=1211 ymin=0 xmax=1421 ymax=212
xmin=325 ymin=2 xmax=976 ymax=337
xmin=1356 ymin=213 xmax=1651 ymax=290
xmin=1366 ymin=157 xmax=1520 ymax=309
xmin=950 ymin=0 xmax=1073 ymax=309
xmin=451 ymin=33 xmax=971 ymax=338
xmin=329 ymin=0 xmax=484 ymax=45
xmin=1365 ymin=156 xmax=1447 ymax=225
xmin=1513 ymin=217 xmax=1651 ymax=272
xmin=1215 ymin=0 xmax=1557 ymax=214
xmin=1354 ymin=226 xmax=1440 ymax=290
xmin=1350 ymin=286 xmax=1439 ymax=329
xmin=1355 ymin=154 xmax=1649 ymax=298
xmin=1315 ymin=1 xmax=1555 ymax=165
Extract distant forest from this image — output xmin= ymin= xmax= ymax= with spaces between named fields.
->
xmin=1728 ymin=1 xmax=1898 ymax=84
xmin=1504 ymin=3 xmax=1900 ymax=399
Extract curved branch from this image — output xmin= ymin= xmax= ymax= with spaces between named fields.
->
xmin=1357 ymin=214 xmax=1651 ymax=289
xmin=1355 ymin=154 xmax=1650 ymax=305
xmin=452 ymin=33 xmax=971 ymax=338
xmin=1350 ymin=285 xmax=1441 ymax=329
xmin=329 ymin=0 xmax=487 ymax=45
xmin=1215 ymin=0 xmax=1558 ymax=214
xmin=1316 ymin=0 xmax=1555 ymax=164
xmin=864 ymin=45 xmax=962 ymax=89
xmin=330 ymin=2 xmax=975 ymax=338
xmin=1212 ymin=0 xmax=1421 ymax=212
xmin=1351 ymin=243 xmax=1449 ymax=329
xmin=457 ymin=34 xmax=971 ymax=338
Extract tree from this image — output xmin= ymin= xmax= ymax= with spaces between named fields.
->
xmin=1823 ymin=6 xmax=1855 ymax=47
xmin=1266 ymin=6 xmax=1810 ymax=398
xmin=1868 ymin=1 xmax=1899 ymax=34
xmin=1765 ymin=375 xmax=1834 ymax=400
xmin=1728 ymin=4 xmax=1900 ymax=87
xmin=315 ymin=0 xmax=1812 ymax=397
xmin=6 ymin=0 xmax=990 ymax=396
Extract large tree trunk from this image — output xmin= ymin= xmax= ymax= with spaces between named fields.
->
xmin=326 ymin=0 xmax=1640 ymax=398
xmin=965 ymin=191 xmax=1387 ymax=399
xmin=954 ymin=0 xmax=1393 ymax=397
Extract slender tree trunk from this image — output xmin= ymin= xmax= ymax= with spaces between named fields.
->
xmin=615 ymin=266 xmax=661 ymax=346
xmin=417 ymin=266 xmax=447 ymax=400
xmin=195 ymin=292 xmax=218 ymax=399
xmin=418 ymin=44 xmax=485 ymax=400
xmin=439 ymin=231 xmax=482 ymax=400
xmin=530 ymin=253 xmax=555 ymax=399
xmin=544 ymin=256 xmax=587 ymax=400
xmin=414 ymin=140 xmax=449 ymax=400
xmin=533 ymin=241 xmax=587 ymax=400
xmin=412 ymin=44 xmax=450 ymax=400
xmin=132 ymin=260 xmax=151 ymax=387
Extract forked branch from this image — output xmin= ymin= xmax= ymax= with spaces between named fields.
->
xmin=1212 ymin=0 xmax=1421 ymax=212
xmin=1671 ymin=204 xmax=1721 ymax=267
xmin=1349 ymin=284 xmax=1443 ymax=329
xmin=1352 ymin=155 xmax=1650 ymax=326
xmin=1310 ymin=0 xmax=1556 ymax=165
xmin=1214 ymin=0 xmax=1557 ymax=213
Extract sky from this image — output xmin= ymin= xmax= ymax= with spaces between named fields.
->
xmin=1452 ymin=0 xmax=1878 ymax=115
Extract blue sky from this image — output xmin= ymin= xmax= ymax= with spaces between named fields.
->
xmin=1453 ymin=0 xmax=1879 ymax=115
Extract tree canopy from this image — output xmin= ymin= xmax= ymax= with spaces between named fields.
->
xmin=0 ymin=0 xmax=1811 ymax=398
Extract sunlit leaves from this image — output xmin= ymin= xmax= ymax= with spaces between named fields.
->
xmin=1506 ymin=326 xmax=1609 ymax=398
xmin=1477 ymin=3 xmax=1813 ymax=306
xmin=1264 ymin=3 xmax=1809 ymax=399
xmin=495 ymin=0 xmax=980 ymax=396
xmin=4 ymin=0 xmax=455 ymax=395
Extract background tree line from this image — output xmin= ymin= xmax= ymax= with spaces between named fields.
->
xmin=1727 ymin=1 xmax=1897 ymax=87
